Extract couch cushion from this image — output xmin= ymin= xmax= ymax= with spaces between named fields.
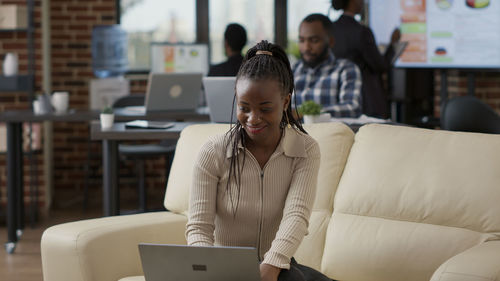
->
xmin=302 ymin=122 xmax=355 ymax=212
xmin=322 ymin=124 xmax=500 ymax=281
xmin=293 ymin=122 xmax=354 ymax=270
xmin=164 ymin=124 xmax=231 ymax=213
xmin=293 ymin=210 xmax=331 ymax=270
xmin=41 ymin=212 xmax=187 ymax=281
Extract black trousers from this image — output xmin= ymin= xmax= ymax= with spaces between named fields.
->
xmin=277 ymin=258 xmax=334 ymax=281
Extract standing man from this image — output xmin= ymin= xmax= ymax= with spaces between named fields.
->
xmin=208 ymin=23 xmax=247 ymax=76
xmin=293 ymin=13 xmax=362 ymax=117
xmin=331 ymin=0 xmax=400 ymax=118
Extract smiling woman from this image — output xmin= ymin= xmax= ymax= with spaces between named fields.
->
xmin=186 ymin=41 xmax=333 ymax=281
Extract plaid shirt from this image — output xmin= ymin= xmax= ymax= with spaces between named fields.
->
xmin=293 ymin=51 xmax=362 ymax=117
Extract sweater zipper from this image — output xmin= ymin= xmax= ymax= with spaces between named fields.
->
xmin=246 ymin=150 xmax=279 ymax=261
xmin=257 ymin=169 xmax=264 ymax=261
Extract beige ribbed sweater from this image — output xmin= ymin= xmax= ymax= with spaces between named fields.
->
xmin=186 ymin=127 xmax=320 ymax=269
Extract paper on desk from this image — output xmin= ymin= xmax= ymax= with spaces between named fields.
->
xmin=330 ymin=114 xmax=389 ymax=125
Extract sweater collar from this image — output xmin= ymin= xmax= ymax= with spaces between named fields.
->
xmin=225 ymin=127 xmax=307 ymax=158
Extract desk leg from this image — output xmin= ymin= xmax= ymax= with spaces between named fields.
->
xmin=15 ymin=123 xmax=24 ymax=236
xmin=102 ymin=140 xmax=119 ymax=216
xmin=5 ymin=122 xmax=22 ymax=253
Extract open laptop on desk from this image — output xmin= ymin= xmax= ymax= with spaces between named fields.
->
xmin=139 ymin=243 xmax=260 ymax=281
xmin=203 ymin=76 xmax=237 ymax=123
xmin=121 ymin=73 xmax=203 ymax=115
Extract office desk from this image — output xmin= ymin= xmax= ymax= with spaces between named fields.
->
xmin=0 ymin=110 xmax=208 ymax=253
xmin=0 ymin=110 xmax=97 ymax=253
xmin=90 ymin=122 xmax=205 ymax=217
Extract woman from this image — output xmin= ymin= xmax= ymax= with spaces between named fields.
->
xmin=331 ymin=0 xmax=400 ymax=118
xmin=186 ymin=41 xmax=330 ymax=281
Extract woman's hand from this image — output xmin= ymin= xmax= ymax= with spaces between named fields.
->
xmin=260 ymin=263 xmax=281 ymax=281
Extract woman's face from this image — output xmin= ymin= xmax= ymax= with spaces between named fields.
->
xmin=236 ymin=78 xmax=290 ymax=144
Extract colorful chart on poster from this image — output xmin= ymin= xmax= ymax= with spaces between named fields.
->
xmin=369 ymin=0 xmax=500 ymax=68
xmin=436 ymin=0 xmax=453 ymax=10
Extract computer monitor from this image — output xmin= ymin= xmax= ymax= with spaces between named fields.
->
xmin=150 ymin=42 xmax=209 ymax=74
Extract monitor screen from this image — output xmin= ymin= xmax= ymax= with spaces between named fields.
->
xmin=150 ymin=43 xmax=209 ymax=74
xmin=369 ymin=0 xmax=500 ymax=69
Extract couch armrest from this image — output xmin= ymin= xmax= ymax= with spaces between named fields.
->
xmin=41 ymin=211 xmax=187 ymax=281
xmin=430 ymin=240 xmax=500 ymax=281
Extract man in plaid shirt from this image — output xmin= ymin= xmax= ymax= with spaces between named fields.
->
xmin=293 ymin=14 xmax=362 ymax=117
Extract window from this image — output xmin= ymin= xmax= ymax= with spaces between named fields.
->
xmin=120 ymin=0 xmax=196 ymax=71
xmin=287 ymin=0 xmax=342 ymax=65
xmin=209 ymin=0 xmax=274 ymax=64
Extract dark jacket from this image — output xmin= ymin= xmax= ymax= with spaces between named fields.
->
xmin=207 ymin=54 xmax=244 ymax=77
xmin=332 ymin=15 xmax=394 ymax=118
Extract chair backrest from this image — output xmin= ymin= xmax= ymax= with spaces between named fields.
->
xmin=441 ymin=96 xmax=500 ymax=134
xmin=112 ymin=94 xmax=145 ymax=108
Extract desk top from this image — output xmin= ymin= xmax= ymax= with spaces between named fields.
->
xmin=0 ymin=110 xmax=98 ymax=122
xmin=90 ymin=121 xmax=207 ymax=141
xmin=0 ymin=109 xmax=209 ymax=122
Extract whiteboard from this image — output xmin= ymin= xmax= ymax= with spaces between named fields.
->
xmin=369 ymin=0 xmax=500 ymax=69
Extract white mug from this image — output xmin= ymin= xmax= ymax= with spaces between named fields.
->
xmin=33 ymin=100 xmax=42 ymax=115
xmin=51 ymin=91 xmax=69 ymax=113
xmin=100 ymin=113 xmax=114 ymax=130
xmin=3 ymin=53 xmax=18 ymax=76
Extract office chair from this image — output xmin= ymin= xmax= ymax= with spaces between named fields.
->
xmin=441 ymin=96 xmax=500 ymax=134
xmin=113 ymin=95 xmax=177 ymax=212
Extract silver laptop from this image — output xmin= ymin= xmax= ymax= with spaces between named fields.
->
xmin=203 ymin=76 xmax=237 ymax=123
xmin=144 ymin=73 xmax=203 ymax=112
xmin=139 ymin=243 xmax=260 ymax=281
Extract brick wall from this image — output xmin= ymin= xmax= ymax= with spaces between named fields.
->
xmin=0 ymin=0 xmax=165 ymax=219
xmin=434 ymin=70 xmax=500 ymax=117
xmin=49 ymin=0 xmax=115 ymax=211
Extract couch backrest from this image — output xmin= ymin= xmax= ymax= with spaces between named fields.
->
xmin=322 ymin=124 xmax=500 ymax=281
xmin=292 ymin=123 xmax=354 ymax=270
xmin=164 ymin=124 xmax=231 ymax=214
xmin=164 ymin=122 xmax=355 ymax=270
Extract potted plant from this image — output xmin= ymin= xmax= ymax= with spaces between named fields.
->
xmin=100 ymin=106 xmax=114 ymax=129
xmin=298 ymin=100 xmax=322 ymax=124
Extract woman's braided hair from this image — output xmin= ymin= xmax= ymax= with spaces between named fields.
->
xmin=224 ymin=40 xmax=306 ymax=216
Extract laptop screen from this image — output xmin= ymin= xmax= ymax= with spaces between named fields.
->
xmin=139 ymin=243 xmax=260 ymax=281
xmin=145 ymin=73 xmax=203 ymax=112
xmin=203 ymin=76 xmax=237 ymax=123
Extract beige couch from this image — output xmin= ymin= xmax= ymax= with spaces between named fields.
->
xmin=41 ymin=123 xmax=500 ymax=281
